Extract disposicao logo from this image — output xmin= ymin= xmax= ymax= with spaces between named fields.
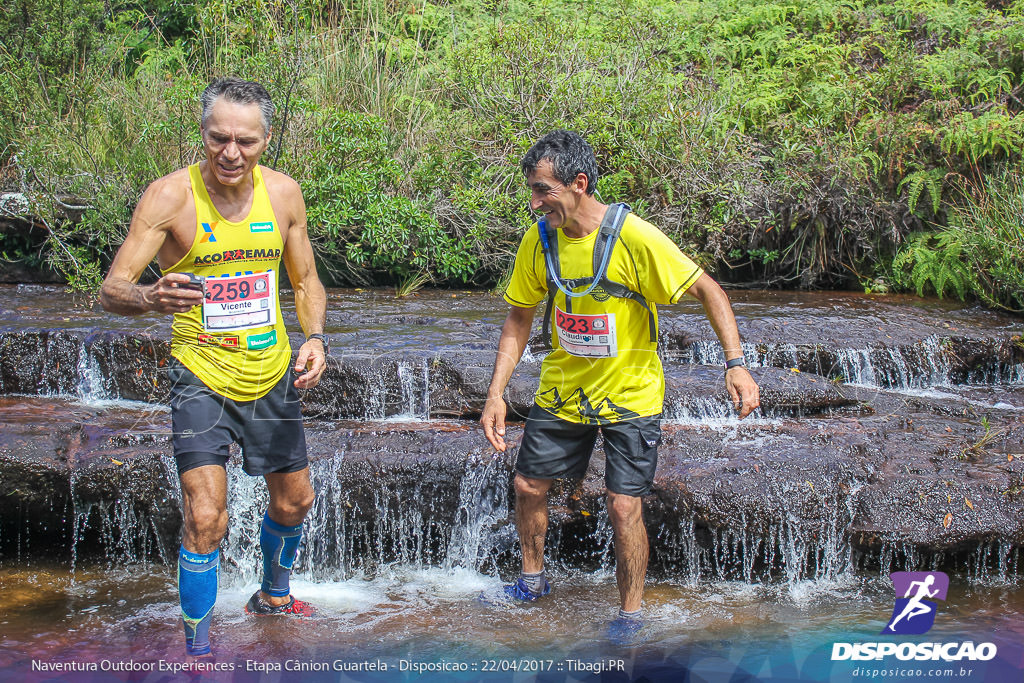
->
xmin=884 ymin=571 xmax=949 ymax=635
xmin=831 ymin=571 xmax=997 ymax=663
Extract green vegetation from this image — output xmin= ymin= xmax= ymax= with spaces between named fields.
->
xmin=1 ymin=0 xmax=1021 ymax=303
xmin=894 ymin=170 xmax=1024 ymax=312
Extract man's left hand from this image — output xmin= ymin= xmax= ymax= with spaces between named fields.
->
xmin=293 ymin=338 xmax=327 ymax=389
xmin=726 ymin=367 xmax=760 ymax=418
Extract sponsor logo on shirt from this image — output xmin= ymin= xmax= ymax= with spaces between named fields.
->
xmin=197 ymin=333 xmax=239 ymax=348
xmin=247 ymin=329 xmax=278 ymax=350
xmin=193 ymin=248 xmax=281 ymax=266
xmin=200 ymin=222 xmax=218 ymax=243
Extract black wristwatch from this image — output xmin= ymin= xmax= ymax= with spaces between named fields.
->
xmin=306 ymin=333 xmax=330 ymax=353
xmin=725 ymin=357 xmax=746 ymax=372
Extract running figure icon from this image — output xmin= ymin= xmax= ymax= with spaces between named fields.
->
xmin=887 ymin=574 xmax=940 ymax=631
xmin=882 ymin=571 xmax=949 ymax=635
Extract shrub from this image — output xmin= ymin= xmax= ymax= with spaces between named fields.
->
xmin=293 ymin=108 xmax=478 ymax=285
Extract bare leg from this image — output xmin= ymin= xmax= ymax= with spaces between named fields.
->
xmin=607 ymin=491 xmax=647 ymax=612
xmin=514 ymin=474 xmax=552 ymax=574
xmin=260 ymin=467 xmax=315 ymax=606
xmin=181 ymin=465 xmax=229 ymax=553
xmin=265 ymin=467 xmax=315 ymax=526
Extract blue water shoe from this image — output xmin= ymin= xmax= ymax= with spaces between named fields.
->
xmin=478 ymin=577 xmax=551 ymax=607
xmin=607 ymin=615 xmax=645 ymax=646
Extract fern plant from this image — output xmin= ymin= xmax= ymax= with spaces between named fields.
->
xmin=892 ymin=230 xmax=976 ymax=299
xmin=897 ymin=168 xmax=945 ymax=216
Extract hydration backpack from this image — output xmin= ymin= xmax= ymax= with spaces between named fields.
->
xmin=538 ymin=203 xmax=657 ymax=345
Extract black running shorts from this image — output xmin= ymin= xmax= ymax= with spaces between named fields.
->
xmin=168 ymin=360 xmax=308 ymax=476
xmin=515 ymin=404 xmax=662 ymax=496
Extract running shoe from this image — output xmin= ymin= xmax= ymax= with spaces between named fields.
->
xmin=477 ymin=577 xmax=551 ymax=607
xmin=606 ymin=615 xmax=645 ymax=646
xmin=244 ymin=591 xmax=317 ymax=617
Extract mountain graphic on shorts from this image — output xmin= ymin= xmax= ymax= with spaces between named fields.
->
xmin=537 ymin=386 xmax=641 ymax=424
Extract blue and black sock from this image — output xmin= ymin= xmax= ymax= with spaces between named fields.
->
xmin=260 ymin=512 xmax=303 ymax=598
xmin=178 ymin=546 xmax=219 ymax=655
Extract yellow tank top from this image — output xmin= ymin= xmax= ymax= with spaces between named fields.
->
xmin=162 ymin=163 xmax=290 ymax=401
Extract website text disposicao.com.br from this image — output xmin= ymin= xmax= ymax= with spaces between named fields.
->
xmin=850 ymin=665 xmax=979 ymax=678
xmin=834 ymin=640 xmax=996 ymax=679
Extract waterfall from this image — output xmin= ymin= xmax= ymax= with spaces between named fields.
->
xmin=654 ymin=513 xmax=707 ymax=586
xmin=832 ymin=337 xmax=954 ymax=389
xmin=653 ymin=480 xmax=863 ymax=586
xmin=75 ymin=335 xmax=110 ymax=403
xmin=396 ymin=358 xmax=430 ymax=419
xmin=216 ymin=448 xmax=510 ymax=587
xmin=68 ymin=459 xmax=175 ymax=574
xmin=358 ymin=356 xmax=388 ymax=420
xmin=662 ymin=335 xmax=1021 ymax=390
xmin=664 ymin=394 xmax=734 ymax=421
xmin=444 ymin=453 xmax=512 ymax=572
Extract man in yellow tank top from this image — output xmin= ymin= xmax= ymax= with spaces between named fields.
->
xmin=100 ymin=78 xmax=327 ymax=656
xmin=479 ymin=131 xmax=761 ymax=644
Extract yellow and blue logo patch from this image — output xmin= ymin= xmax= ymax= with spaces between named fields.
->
xmin=200 ymin=222 xmax=218 ymax=243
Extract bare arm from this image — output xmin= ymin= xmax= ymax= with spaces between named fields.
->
xmin=99 ymin=177 xmax=204 ymax=315
xmin=281 ymin=183 xmax=328 ymax=390
xmin=481 ymin=305 xmax=536 ymax=451
xmin=686 ymin=273 xmax=760 ymax=418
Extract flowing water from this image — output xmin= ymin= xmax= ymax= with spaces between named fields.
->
xmin=0 ymin=285 xmax=1022 ymax=682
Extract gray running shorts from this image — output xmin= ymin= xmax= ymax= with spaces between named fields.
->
xmin=168 ymin=360 xmax=308 ymax=476
xmin=515 ymin=404 xmax=662 ymax=496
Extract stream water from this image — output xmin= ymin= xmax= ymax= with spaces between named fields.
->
xmin=0 ymin=285 xmax=1021 ymax=682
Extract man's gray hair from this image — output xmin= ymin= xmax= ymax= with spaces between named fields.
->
xmin=200 ymin=78 xmax=274 ymax=136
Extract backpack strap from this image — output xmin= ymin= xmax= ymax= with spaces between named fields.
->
xmin=592 ymin=203 xmax=629 ymax=278
xmin=538 ymin=219 xmax=560 ymax=345
xmin=541 ymin=203 xmax=650 ymax=345
xmin=597 ymin=281 xmax=656 ymax=341
xmin=591 ymin=203 xmax=656 ymax=342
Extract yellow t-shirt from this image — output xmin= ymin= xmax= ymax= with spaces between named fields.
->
xmin=504 ymin=212 xmax=703 ymax=424
xmin=161 ymin=164 xmax=291 ymax=401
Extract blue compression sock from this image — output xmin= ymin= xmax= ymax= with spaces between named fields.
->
xmin=178 ymin=547 xmax=219 ymax=655
xmin=260 ymin=512 xmax=303 ymax=597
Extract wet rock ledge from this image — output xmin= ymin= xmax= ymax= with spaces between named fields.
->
xmin=1 ymin=375 xmax=1021 ymax=579
xmin=0 ymin=287 xmax=1021 ymax=578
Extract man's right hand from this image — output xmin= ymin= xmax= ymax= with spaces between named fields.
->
xmin=481 ymin=396 xmax=508 ymax=452
xmin=141 ymin=273 xmax=206 ymax=313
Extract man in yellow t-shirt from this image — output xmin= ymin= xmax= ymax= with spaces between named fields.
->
xmin=480 ymin=130 xmax=760 ymax=644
